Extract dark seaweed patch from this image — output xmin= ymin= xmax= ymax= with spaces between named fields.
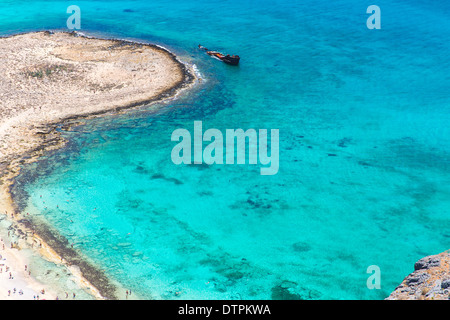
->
xmin=151 ymin=173 xmax=183 ymax=185
xmin=337 ymin=137 xmax=353 ymax=148
xmin=19 ymin=218 xmax=118 ymax=299
xmin=271 ymin=285 xmax=303 ymax=300
xmin=292 ymin=242 xmax=311 ymax=253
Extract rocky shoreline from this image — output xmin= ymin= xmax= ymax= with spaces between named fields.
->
xmin=387 ymin=250 xmax=450 ymax=300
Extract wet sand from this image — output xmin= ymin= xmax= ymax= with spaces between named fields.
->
xmin=0 ymin=31 xmax=195 ymax=299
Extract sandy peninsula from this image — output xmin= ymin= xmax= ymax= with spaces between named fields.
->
xmin=0 ymin=31 xmax=194 ymax=299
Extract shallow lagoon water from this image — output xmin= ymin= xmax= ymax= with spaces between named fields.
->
xmin=5 ymin=0 xmax=450 ymax=299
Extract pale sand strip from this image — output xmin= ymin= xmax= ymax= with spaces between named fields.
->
xmin=0 ymin=189 xmax=105 ymax=300
xmin=0 ymin=234 xmax=57 ymax=300
xmin=0 ymin=31 xmax=196 ymax=299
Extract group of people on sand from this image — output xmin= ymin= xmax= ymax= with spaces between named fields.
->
xmin=1 ymin=232 xmax=61 ymax=300
xmin=3 ymin=198 xmax=137 ymax=300
xmin=1 ymin=236 xmax=33 ymax=298
xmin=1 ymin=239 xmax=81 ymax=300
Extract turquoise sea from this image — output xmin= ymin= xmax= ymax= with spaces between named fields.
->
xmin=2 ymin=0 xmax=450 ymax=299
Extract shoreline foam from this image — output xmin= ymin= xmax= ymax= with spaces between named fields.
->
xmin=0 ymin=30 xmax=196 ymax=299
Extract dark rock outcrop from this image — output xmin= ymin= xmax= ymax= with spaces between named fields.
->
xmin=387 ymin=251 xmax=450 ymax=300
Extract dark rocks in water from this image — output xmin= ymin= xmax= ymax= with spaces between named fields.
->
xmin=199 ymin=256 xmax=222 ymax=268
xmin=187 ymin=162 xmax=210 ymax=170
xmin=358 ymin=160 xmax=371 ymax=167
xmin=272 ymin=281 xmax=321 ymax=300
xmin=215 ymin=282 xmax=227 ymax=293
xmin=246 ymin=198 xmax=258 ymax=208
xmin=271 ymin=285 xmax=302 ymax=300
xmin=244 ymin=195 xmax=273 ymax=211
xmin=169 ymin=178 xmax=184 ymax=185
xmin=327 ymin=153 xmax=337 ymax=157
xmin=414 ymin=256 xmax=441 ymax=271
xmin=225 ymin=271 xmax=245 ymax=281
xmin=151 ymin=173 xmax=183 ymax=185
xmin=126 ymin=199 xmax=142 ymax=209
xmin=151 ymin=173 xmax=164 ymax=179
xmin=134 ymin=165 xmax=148 ymax=174
xmin=337 ymin=137 xmax=353 ymax=148
xmin=292 ymin=242 xmax=311 ymax=253
xmin=168 ymin=177 xmax=183 ymax=185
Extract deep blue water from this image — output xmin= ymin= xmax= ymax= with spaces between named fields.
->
xmin=4 ymin=0 xmax=450 ymax=299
